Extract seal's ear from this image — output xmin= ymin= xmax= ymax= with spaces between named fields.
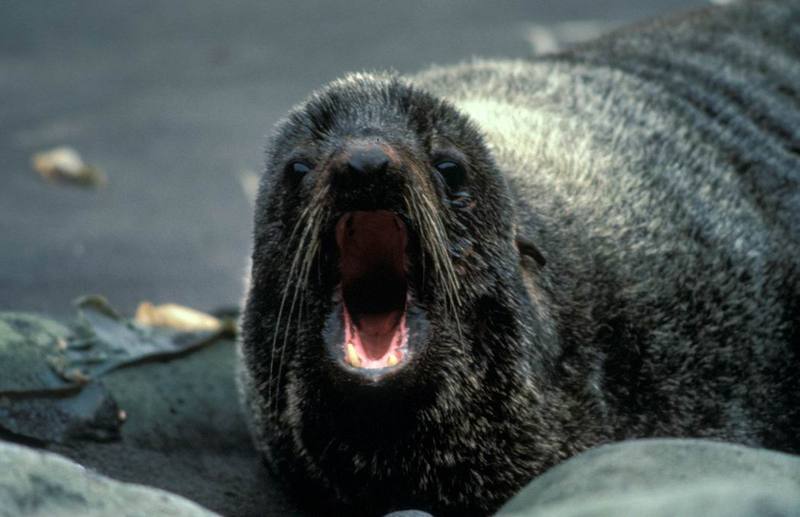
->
xmin=516 ymin=237 xmax=546 ymax=268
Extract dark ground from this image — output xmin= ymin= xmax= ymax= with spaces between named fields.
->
xmin=48 ymin=339 xmax=297 ymax=517
xmin=1 ymin=0 xmax=708 ymax=318
xmin=0 ymin=1 xmax=711 ymax=515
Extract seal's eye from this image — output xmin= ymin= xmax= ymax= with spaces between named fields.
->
xmin=288 ymin=161 xmax=312 ymax=175
xmin=434 ymin=160 xmax=466 ymax=189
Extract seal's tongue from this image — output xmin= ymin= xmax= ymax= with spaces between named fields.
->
xmin=336 ymin=211 xmax=408 ymax=367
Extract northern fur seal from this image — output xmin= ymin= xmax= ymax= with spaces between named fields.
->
xmin=238 ymin=1 xmax=800 ymax=515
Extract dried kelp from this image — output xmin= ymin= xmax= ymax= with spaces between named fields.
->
xmin=0 ymin=297 xmax=230 ymax=445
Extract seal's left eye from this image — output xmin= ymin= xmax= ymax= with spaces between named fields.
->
xmin=289 ymin=161 xmax=312 ymax=175
xmin=434 ymin=160 xmax=466 ymax=189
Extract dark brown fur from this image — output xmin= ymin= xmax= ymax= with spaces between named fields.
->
xmin=239 ymin=1 xmax=800 ymax=514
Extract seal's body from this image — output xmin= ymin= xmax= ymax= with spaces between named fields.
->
xmin=239 ymin=1 xmax=800 ymax=515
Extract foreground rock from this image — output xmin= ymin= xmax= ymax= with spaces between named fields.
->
xmin=497 ymin=439 xmax=800 ymax=517
xmin=0 ymin=440 xmax=217 ymax=517
xmin=3 ymin=306 xmax=800 ymax=516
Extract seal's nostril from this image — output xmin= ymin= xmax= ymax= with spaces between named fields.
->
xmin=347 ymin=147 xmax=390 ymax=175
xmin=331 ymin=142 xmax=404 ymax=212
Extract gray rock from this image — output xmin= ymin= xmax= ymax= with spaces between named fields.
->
xmin=0 ymin=313 xmax=73 ymax=394
xmin=497 ymin=438 xmax=800 ymax=517
xmin=0 ymin=440 xmax=218 ymax=517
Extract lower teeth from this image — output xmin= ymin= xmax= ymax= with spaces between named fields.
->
xmin=345 ymin=342 xmax=401 ymax=369
xmin=346 ymin=342 xmax=361 ymax=367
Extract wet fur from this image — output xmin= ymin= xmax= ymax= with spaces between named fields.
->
xmin=239 ymin=1 xmax=800 ymax=515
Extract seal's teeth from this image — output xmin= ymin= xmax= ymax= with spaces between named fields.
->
xmin=387 ymin=352 xmax=399 ymax=367
xmin=346 ymin=342 xmax=361 ymax=367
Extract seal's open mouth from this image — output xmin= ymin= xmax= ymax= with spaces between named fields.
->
xmin=336 ymin=211 xmax=409 ymax=370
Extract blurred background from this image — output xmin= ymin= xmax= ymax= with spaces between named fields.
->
xmin=1 ymin=0 xmax=713 ymax=318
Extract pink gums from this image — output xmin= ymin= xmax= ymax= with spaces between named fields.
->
xmin=343 ymin=303 xmax=407 ymax=368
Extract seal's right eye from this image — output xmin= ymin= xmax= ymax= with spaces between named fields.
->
xmin=288 ymin=161 xmax=312 ymax=175
xmin=434 ymin=160 xmax=466 ymax=190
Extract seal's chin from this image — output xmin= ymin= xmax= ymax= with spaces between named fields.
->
xmin=336 ymin=210 xmax=410 ymax=373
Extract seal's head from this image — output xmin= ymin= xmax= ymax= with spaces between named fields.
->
xmin=240 ymin=73 xmax=549 ymax=515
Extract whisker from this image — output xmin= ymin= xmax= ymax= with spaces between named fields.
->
xmin=272 ymin=187 xmax=329 ymax=412
xmin=405 ymin=181 xmax=464 ymax=339
xmin=266 ymin=202 xmax=315 ymax=412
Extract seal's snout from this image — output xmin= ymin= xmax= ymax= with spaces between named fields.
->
xmin=346 ymin=145 xmax=390 ymax=176
xmin=330 ymin=140 xmax=405 ymax=212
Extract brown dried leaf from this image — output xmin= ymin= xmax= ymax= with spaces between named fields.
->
xmin=31 ymin=146 xmax=106 ymax=187
xmin=134 ymin=302 xmax=223 ymax=333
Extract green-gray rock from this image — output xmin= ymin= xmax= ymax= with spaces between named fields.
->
xmin=0 ymin=299 xmax=224 ymax=445
xmin=497 ymin=439 xmax=800 ymax=517
xmin=0 ymin=440 xmax=218 ymax=517
xmin=0 ymin=313 xmax=73 ymax=394
xmin=0 ymin=383 xmax=121 ymax=444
